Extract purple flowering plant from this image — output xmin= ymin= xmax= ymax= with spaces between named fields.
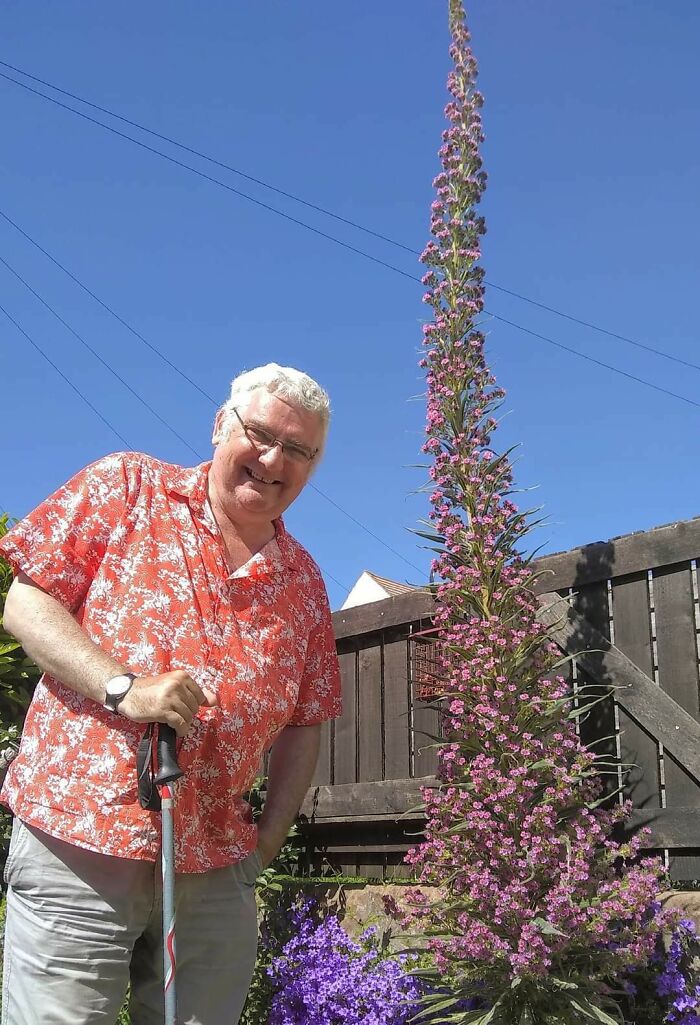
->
xmin=266 ymin=899 xmax=422 ymax=1025
xmin=619 ymin=918 xmax=700 ymax=1025
xmin=389 ymin=2 xmax=673 ymax=1022
xmin=657 ymin=919 xmax=700 ymax=1025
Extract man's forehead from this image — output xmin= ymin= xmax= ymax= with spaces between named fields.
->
xmin=237 ymin=389 xmax=323 ymax=448
xmin=240 ymin=388 xmax=287 ymax=417
xmin=241 ymin=389 xmax=314 ymax=427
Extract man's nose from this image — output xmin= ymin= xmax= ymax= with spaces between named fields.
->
xmin=259 ymin=443 xmax=285 ymax=471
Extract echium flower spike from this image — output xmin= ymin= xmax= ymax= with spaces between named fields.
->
xmin=397 ymin=3 xmax=672 ymax=1022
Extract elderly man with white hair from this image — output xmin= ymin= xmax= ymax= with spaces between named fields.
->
xmin=0 ymin=363 xmax=342 ymax=1025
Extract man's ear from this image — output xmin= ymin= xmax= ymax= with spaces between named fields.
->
xmin=212 ymin=409 xmax=226 ymax=446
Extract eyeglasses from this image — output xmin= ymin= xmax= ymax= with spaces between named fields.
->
xmin=231 ymin=407 xmax=318 ymax=464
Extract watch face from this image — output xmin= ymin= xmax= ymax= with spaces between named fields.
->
xmin=106 ymin=675 xmax=133 ymax=698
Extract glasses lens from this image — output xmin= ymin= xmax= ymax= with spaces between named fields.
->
xmin=245 ymin=422 xmax=314 ymax=463
xmin=285 ymin=444 xmax=313 ymax=464
xmin=247 ymin=426 xmax=276 ymax=449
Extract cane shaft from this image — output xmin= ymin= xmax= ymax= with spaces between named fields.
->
xmin=161 ymin=782 xmax=177 ymax=1025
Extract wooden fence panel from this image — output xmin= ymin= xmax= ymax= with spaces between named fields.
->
xmin=383 ymin=630 xmax=412 ymax=781
xmin=334 ymin=647 xmax=358 ymax=785
xmin=321 ymin=519 xmax=700 ymax=879
xmin=571 ymin=582 xmax=617 ymax=797
xmin=411 ymin=617 xmax=441 ymax=779
xmin=311 ymin=718 xmax=333 ymax=787
xmin=610 ymin=572 xmax=661 ymax=812
xmin=358 ymin=638 xmax=383 ymax=783
xmin=652 ymin=561 xmax=700 ymax=879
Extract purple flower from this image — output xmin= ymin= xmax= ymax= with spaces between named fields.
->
xmin=267 ymin=904 xmax=422 ymax=1025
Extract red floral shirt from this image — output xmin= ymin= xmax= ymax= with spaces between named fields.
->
xmin=0 ymin=453 xmax=341 ymax=872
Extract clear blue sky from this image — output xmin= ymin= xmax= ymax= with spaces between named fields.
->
xmin=2 ymin=1 xmax=699 ymax=609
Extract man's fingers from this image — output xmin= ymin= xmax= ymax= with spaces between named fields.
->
xmin=188 ymin=681 xmax=219 ymax=708
xmin=175 ymin=682 xmax=201 ymax=717
xmin=160 ymin=712 xmax=188 ymax=737
xmin=122 ymin=672 xmax=216 ymax=727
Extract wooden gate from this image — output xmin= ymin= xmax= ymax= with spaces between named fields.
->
xmin=300 ymin=516 xmax=700 ymax=882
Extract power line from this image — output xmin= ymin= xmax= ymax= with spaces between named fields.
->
xmin=489 ymin=314 xmax=700 ymax=410
xmin=0 ymin=301 xmax=132 ymax=447
xmin=0 ymin=58 xmax=417 ymax=258
xmin=3 ymin=59 xmax=698 ymax=377
xmin=0 ymin=252 xmax=204 ymax=460
xmin=0 ymin=290 xmax=353 ymax=594
xmin=1 ymin=61 xmax=698 ymax=568
xmin=485 ymin=282 xmax=700 ymax=375
xmin=0 ymin=210 xmax=417 ymax=583
xmin=0 ymin=209 xmax=214 ymax=404
xmin=307 ymin=483 xmax=424 ymax=576
xmin=0 ymin=70 xmax=420 ymax=287
xmin=3 ymin=172 xmax=698 ymax=423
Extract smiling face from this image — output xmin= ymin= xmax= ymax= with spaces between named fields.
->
xmin=208 ymin=388 xmax=323 ymax=540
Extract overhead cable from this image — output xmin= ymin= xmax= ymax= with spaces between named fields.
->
xmin=0 ymin=210 xmax=419 ymax=579
xmin=0 ymin=301 xmax=132 ymax=447
xmin=490 ymin=314 xmax=700 ymax=411
xmin=0 ymin=70 xmax=420 ymax=286
xmin=0 ymin=58 xmax=417 ymax=257
xmin=0 ymin=209 xmax=213 ymax=403
xmin=0 ymin=294 xmax=352 ymax=593
xmin=2 ymin=59 xmax=697 ymax=375
xmin=0 ymin=252 xmax=204 ymax=460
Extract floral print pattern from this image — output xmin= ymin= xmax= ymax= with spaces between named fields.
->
xmin=0 ymin=452 xmax=341 ymax=872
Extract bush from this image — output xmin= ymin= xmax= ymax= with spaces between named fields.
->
xmin=0 ymin=514 xmax=39 ymax=871
xmin=0 ymin=514 xmax=37 ymax=723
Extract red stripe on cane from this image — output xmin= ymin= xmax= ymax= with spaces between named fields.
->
xmin=165 ymin=927 xmax=176 ymax=991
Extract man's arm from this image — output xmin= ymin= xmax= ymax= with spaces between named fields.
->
xmin=4 ymin=573 xmax=216 ymax=735
xmin=256 ymin=723 xmax=321 ymax=867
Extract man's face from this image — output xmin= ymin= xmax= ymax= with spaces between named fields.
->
xmin=209 ymin=389 xmax=323 ymax=527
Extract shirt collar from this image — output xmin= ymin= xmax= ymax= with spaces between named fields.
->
xmin=166 ymin=460 xmax=211 ymax=517
xmin=167 ymin=460 xmax=296 ymax=573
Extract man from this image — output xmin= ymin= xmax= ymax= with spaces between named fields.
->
xmin=0 ymin=363 xmax=342 ymax=1025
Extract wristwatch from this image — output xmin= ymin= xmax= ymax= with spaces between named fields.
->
xmin=103 ymin=673 xmax=136 ymax=714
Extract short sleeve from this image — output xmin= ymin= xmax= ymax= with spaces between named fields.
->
xmin=0 ymin=453 xmax=131 ymax=612
xmin=290 ymin=592 xmax=342 ymax=726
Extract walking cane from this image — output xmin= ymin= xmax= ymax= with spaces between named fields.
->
xmin=154 ymin=724 xmax=184 ymax=1025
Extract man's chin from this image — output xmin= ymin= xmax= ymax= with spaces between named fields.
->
xmin=231 ymin=487 xmax=280 ymax=515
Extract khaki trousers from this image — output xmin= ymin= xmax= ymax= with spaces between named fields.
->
xmin=2 ymin=819 xmax=261 ymax=1025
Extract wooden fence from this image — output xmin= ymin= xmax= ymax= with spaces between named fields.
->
xmin=299 ymin=516 xmax=700 ymax=881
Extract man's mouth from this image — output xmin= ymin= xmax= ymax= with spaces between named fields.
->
xmin=244 ymin=467 xmax=279 ymax=486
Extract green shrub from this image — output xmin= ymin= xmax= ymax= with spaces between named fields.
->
xmin=0 ymin=514 xmax=39 ymax=872
xmin=0 ymin=514 xmax=38 ymax=721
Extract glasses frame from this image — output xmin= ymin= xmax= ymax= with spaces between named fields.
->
xmin=231 ymin=407 xmax=318 ymax=464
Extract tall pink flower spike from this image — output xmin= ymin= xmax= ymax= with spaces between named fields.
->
xmin=391 ymin=3 xmax=673 ymax=1021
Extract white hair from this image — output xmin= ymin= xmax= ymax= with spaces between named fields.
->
xmin=218 ymin=363 xmax=331 ymax=453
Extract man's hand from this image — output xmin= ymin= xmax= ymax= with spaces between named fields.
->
xmin=120 ymin=671 xmax=218 ymax=737
xmin=255 ymin=822 xmax=281 ymax=869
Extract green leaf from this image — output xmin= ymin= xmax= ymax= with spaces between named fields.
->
xmin=569 ymin=998 xmax=597 ymax=1020
xmin=531 ymin=916 xmax=568 ymax=938
xmin=550 ymin=977 xmax=579 ymax=991
xmin=577 ymin=999 xmax=622 ymax=1025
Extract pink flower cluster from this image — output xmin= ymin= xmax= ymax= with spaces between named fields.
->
xmin=396 ymin=1 xmax=671 ymax=1017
